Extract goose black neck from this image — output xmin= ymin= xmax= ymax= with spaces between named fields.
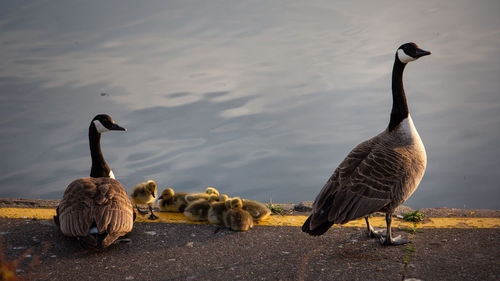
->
xmin=388 ymin=56 xmax=409 ymax=131
xmin=89 ymin=124 xmax=111 ymax=178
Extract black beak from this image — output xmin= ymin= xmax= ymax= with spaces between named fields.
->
xmin=415 ymin=48 xmax=431 ymax=58
xmin=158 ymin=195 xmax=163 ymax=200
xmin=152 ymin=192 xmax=156 ymax=198
xmin=111 ymin=123 xmax=127 ymax=131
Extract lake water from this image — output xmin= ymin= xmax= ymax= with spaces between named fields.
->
xmin=1 ymin=0 xmax=499 ymax=209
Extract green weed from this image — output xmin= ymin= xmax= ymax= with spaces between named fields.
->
xmin=266 ymin=198 xmax=285 ymax=215
xmin=403 ymin=210 xmax=426 ymax=223
xmin=267 ymin=203 xmax=284 ymax=214
xmin=403 ymin=244 xmax=416 ymax=265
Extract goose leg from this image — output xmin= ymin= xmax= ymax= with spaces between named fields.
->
xmin=380 ymin=213 xmax=409 ymax=246
xmin=135 ymin=205 xmax=149 ymax=215
xmin=365 ymin=216 xmax=386 ymax=238
xmin=148 ymin=205 xmax=159 ymax=220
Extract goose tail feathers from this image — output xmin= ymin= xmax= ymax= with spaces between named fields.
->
xmin=301 ymin=215 xmax=334 ymax=236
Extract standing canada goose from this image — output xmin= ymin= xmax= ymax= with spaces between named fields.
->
xmin=54 ymin=114 xmax=133 ymax=249
xmin=242 ymin=199 xmax=271 ymax=222
xmin=223 ymin=197 xmax=254 ymax=232
xmin=302 ymin=43 xmax=430 ymax=246
xmin=131 ymin=180 xmax=159 ymax=220
xmin=158 ymin=187 xmax=190 ymax=213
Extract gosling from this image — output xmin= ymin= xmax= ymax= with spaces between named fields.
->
xmin=242 ymin=199 xmax=271 ymax=222
xmin=185 ymin=187 xmax=219 ymax=203
xmin=131 ymin=180 xmax=158 ymax=220
xmin=158 ymin=187 xmax=189 ymax=213
xmin=184 ymin=194 xmax=219 ymax=221
xmin=223 ymin=197 xmax=254 ymax=232
xmin=207 ymin=194 xmax=230 ymax=225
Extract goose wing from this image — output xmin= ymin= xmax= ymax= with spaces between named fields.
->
xmin=308 ymin=136 xmax=406 ymax=230
xmin=91 ymin=178 xmax=134 ymax=247
xmin=58 ymin=178 xmax=134 ymax=247
xmin=58 ymin=178 xmax=97 ymax=237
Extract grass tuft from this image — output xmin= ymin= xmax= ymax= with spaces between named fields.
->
xmin=403 ymin=210 xmax=426 ymax=223
xmin=266 ymin=198 xmax=285 ymax=215
xmin=267 ymin=203 xmax=284 ymax=214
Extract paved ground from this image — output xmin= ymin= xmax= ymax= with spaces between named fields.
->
xmin=0 ymin=200 xmax=499 ymax=281
xmin=0 ymin=219 xmax=499 ymax=280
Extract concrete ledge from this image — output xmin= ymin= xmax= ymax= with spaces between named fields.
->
xmin=2 ymin=198 xmax=500 ymax=216
xmin=1 ymin=204 xmax=499 ymax=229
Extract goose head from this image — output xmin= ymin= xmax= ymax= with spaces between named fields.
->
xmin=88 ymin=114 xmax=126 ymax=179
xmin=208 ymin=194 xmax=220 ymax=202
xmin=230 ymin=197 xmax=243 ymax=209
xmin=158 ymin=187 xmax=174 ymax=200
xmin=219 ymin=193 xmax=229 ymax=202
xmin=205 ymin=187 xmax=220 ymax=197
xmin=91 ymin=114 xmax=126 ymax=134
xmin=396 ymin=42 xmax=431 ymax=64
xmin=145 ymin=180 xmax=158 ymax=198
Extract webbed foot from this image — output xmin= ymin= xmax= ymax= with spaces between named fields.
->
xmin=379 ymin=235 xmax=409 ymax=246
xmin=114 ymin=238 xmax=132 ymax=244
xmin=368 ymin=228 xmax=386 ymax=238
xmin=365 ymin=216 xmax=385 ymax=238
xmin=148 ymin=213 xmax=159 ymax=220
xmin=214 ymin=226 xmax=224 ymax=234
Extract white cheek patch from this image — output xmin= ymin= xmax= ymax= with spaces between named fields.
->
xmin=93 ymin=120 xmax=110 ymax=133
xmin=397 ymin=49 xmax=416 ymax=63
xmin=109 ymin=170 xmax=115 ymax=179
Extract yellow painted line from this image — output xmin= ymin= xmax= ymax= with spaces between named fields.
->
xmin=135 ymin=212 xmax=208 ymax=224
xmin=0 ymin=208 xmax=56 ymax=219
xmin=1 ymin=207 xmax=500 ymax=229
xmin=253 ymin=215 xmax=500 ymax=229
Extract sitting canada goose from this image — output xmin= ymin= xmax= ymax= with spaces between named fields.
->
xmin=54 ymin=114 xmax=133 ymax=249
xmin=185 ymin=187 xmax=220 ymax=203
xmin=207 ymin=194 xmax=230 ymax=225
xmin=183 ymin=194 xmax=219 ymax=221
xmin=158 ymin=187 xmax=190 ymax=213
xmin=302 ymin=43 xmax=430 ymax=246
xmin=131 ymin=180 xmax=158 ymax=220
xmin=223 ymin=197 xmax=254 ymax=232
xmin=242 ymin=199 xmax=271 ymax=222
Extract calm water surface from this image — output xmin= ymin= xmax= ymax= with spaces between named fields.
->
xmin=1 ymin=0 xmax=499 ymax=209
